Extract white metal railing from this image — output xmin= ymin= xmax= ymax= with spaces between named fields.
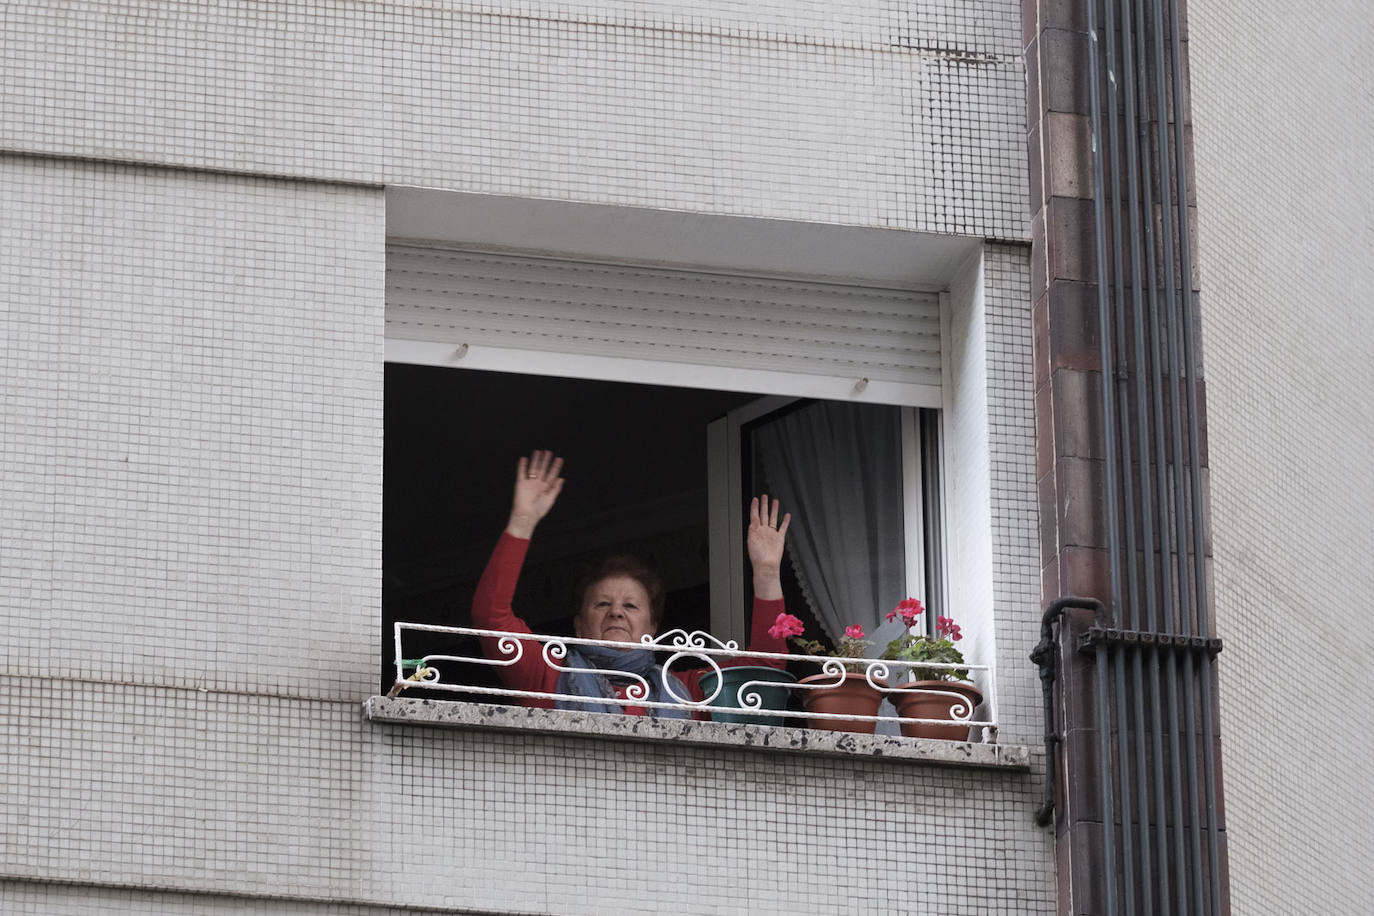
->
xmin=390 ymin=622 xmax=997 ymax=741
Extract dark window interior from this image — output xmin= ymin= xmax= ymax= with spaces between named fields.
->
xmin=383 ymin=363 xmax=813 ymax=694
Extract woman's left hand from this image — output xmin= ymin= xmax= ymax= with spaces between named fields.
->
xmin=747 ymin=495 xmax=791 ymax=596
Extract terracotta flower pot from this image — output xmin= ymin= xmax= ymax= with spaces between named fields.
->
xmin=799 ymin=671 xmax=887 ymax=734
xmin=891 ymin=679 xmax=983 ymax=741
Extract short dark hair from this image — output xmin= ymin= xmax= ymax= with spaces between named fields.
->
xmin=574 ymin=555 xmax=665 ymax=626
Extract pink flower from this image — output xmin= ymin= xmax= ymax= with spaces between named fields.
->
xmin=844 ymin=624 xmax=866 ymax=640
xmin=892 ymin=597 xmax=924 ymax=628
xmin=936 ymin=615 xmax=963 ymax=641
xmin=768 ymin=613 xmax=805 ymax=641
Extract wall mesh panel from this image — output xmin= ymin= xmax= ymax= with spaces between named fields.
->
xmin=1 ymin=0 xmax=1027 ymax=238
xmin=1191 ymin=0 xmax=1374 ymax=910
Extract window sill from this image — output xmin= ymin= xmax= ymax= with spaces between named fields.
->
xmin=364 ymin=696 xmax=1030 ymax=771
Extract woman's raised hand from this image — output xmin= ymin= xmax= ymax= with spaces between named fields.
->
xmin=747 ymin=494 xmax=791 ymax=601
xmin=505 ymin=450 xmax=565 ymax=540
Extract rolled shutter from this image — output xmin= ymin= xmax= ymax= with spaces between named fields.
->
xmin=385 ymin=244 xmax=942 ymax=391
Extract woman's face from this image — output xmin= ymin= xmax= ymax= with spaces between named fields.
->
xmin=574 ymin=574 xmax=656 ymax=644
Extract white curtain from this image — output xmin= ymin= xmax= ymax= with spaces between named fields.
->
xmin=752 ymin=401 xmax=906 ymax=640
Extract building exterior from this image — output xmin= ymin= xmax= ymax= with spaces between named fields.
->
xmin=0 ymin=1 xmax=1368 ymax=915
xmin=1188 ymin=1 xmax=1374 ymax=912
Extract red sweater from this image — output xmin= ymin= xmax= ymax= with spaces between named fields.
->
xmin=472 ymin=532 xmax=788 ymax=712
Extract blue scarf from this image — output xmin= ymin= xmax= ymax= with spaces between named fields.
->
xmin=555 ymin=644 xmax=691 ymax=719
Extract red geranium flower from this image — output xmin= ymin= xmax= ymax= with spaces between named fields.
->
xmin=891 ymin=597 xmax=924 ymax=628
xmin=936 ymin=615 xmax=963 ymax=641
xmin=768 ymin=612 xmax=805 ymax=641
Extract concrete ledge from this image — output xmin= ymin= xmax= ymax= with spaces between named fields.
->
xmin=364 ymin=696 xmax=1030 ymax=771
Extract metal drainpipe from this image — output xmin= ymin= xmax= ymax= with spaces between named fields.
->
xmin=1164 ymin=0 xmax=1225 ymax=902
xmin=1099 ymin=2 xmax=1157 ymax=903
xmin=1041 ymin=1 xmax=1225 ymax=912
xmin=1030 ymin=597 xmax=1107 ymax=828
xmin=1084 ymin=1 xmax=1123 ymax=907
xmin=1087 ymin=7 xmax=1144 ymax=914
xmin=1142 ymin=0 xmax=1211 ymax=907
xmin=1125 ymin=0 xmax=1198 ymax=907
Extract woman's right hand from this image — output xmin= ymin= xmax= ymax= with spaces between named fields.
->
xmin=505 ymin=450 xmax=565 ymax=539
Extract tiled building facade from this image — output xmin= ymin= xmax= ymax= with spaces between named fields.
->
xmin=1189 ymin=1 xmax=1374 ymax=912
xmin=2 ymin=2 xmax=1053 ymax=913
xmin=3 ymin=0 xmax=1369 ymax=913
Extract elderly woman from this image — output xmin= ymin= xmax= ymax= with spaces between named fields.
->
xmin=472 ymin=450 xmax=793 ymax=717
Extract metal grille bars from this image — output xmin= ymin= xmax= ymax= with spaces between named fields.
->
xmin=391 ymin=622 xmax=998 ymax=736
xmin=1080 ymin=0 xmax=1225 ymax=912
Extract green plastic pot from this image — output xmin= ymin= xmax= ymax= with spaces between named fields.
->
xmin=697 ymin=666 xmax=798 ymax=726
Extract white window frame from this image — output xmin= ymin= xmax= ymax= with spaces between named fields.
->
xmin=383 ymin=338 xmax=941 ymax=409
xmin=380 ymin=192 xmax=1007 ymax=730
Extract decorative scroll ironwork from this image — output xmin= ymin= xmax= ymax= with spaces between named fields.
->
xmin=390 ymin=622 xmax=997 ymax=738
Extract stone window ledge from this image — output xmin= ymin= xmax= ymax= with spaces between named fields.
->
xmin=364 ymin=696 xmax=1030 ymax=771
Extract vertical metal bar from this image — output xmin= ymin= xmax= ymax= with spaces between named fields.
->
xmin=1113 ymin=644 xmax=1137 ymax=916
xmin=1130 ymin=0 xmax=1196 ymax=907
xmin=1103 ymin=12 xmax=1142 ymax=891
xmin=1144 ymin=1 xmax=1208 ymax=910
xmin=1116 ymin=0 xmax=1153 ymax=634
xmin=1163 ymin=0 xmax=1222 ymax=904
xmin=1167 ymin=0 xmax=1205 ymax=645
xmin=1181 ymin=657 xmax=1206 ymax=913
xmin=1102 ymin=0 xmax=1136 ymax=640
xmin=1116 ymin=0 xmax=1148 ymax=615
xmin=1097 ymin=644 xmax=1120 ymax=916
xmin=1146 ymin=647 xmax=1168 ymax=907
xmin=1116 ymin=0 xmax=1173 ymax=906
xmin=1086 ymin=0 xmax=1122 ymax=909
xmin=1102 ymin=0 xmax=1154 ymax=901
xmin=1131 ymin=0 xmax=1171 ymax=654
xmin=1088 ymin=0 xmax=1124 ymax=671
xmin=1145 ymin=0 xmax=1190 ymax=643
xmin=1198 ymin=659 xmax=1222 ymax=916
xmin=1128 ymin=597 xmax=1154 ymax=913
xmin=1164 ymin=656 xmax=1189 ymax=914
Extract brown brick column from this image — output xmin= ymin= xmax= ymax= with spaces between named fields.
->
xmin=1022 ymin=2 xmax=1110 ymax=910
xmin=1022 ymin=0 xmax=1225 ymax=913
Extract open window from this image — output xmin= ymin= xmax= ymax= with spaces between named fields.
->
xmin=382 ymin=365 xmax=946 ymax=689
xmin=382 ymin=239 xmax=953 ymax=694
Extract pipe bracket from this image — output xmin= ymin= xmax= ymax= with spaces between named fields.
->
xmin=1077 ymin=627 xmax=1222 ymax=657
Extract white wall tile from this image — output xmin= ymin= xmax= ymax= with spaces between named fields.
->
xmin=1191 ymin=0 xmax=1374 ymax=910
xmin=0 ymin=156 xmax=385 ymax=700
xmin=1 ymin=676 xmax=1055 ymax=914
xmin=0 ymin=0 xmax=1027 ymax=239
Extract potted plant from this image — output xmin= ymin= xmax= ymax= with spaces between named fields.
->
xmin=880 ymin=599 xmax=982 ymax=741
xmin=776 ymin=614 xmax=887 ymax=734
xmin=698 ymin=643 xmax=798 ymax=727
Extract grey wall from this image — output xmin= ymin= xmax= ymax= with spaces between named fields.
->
xmin=1190 ymin=0 xmax=1374 ymax=911
xmin=1 ymin=0 xmax=1026 ymax=238
xmin=0 ymin=1 xmax=1053 ymax=912
xmin=0 ymin=157 xmax=385 ymax=700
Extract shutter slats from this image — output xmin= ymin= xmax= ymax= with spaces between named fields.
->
xmin=386 ymin=245 xmax=942 ymax=387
